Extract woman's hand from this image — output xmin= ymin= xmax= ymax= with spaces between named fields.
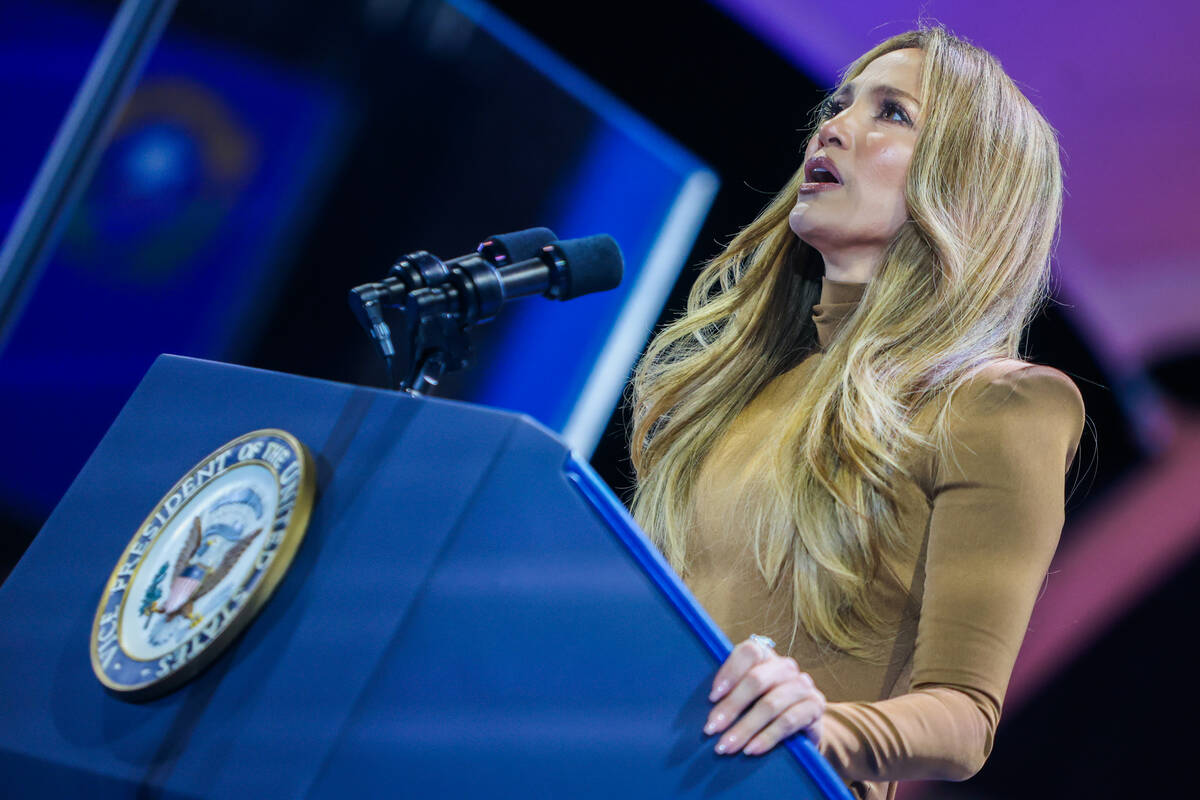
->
xmin=704 ymin=637 xmax=826 ymax=756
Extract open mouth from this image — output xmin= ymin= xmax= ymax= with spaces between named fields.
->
xmin=804 ymin=157 xmax=842 ymax=185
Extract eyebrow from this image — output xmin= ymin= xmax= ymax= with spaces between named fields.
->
xmin=834 ymin=82 xmax=922 ymax=108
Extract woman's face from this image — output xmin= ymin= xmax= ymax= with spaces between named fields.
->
xmin=789 ymin=48 xmax=924 ymax=274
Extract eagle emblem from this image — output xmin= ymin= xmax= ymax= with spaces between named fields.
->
xmin=92 ymin=429 xmax=314 ymax=700
xmin=141 ymin=486 xmax=266 ymax=646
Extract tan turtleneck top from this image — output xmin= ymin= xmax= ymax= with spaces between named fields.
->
xmin=687 ymin=279 xmax=1085 ymax=800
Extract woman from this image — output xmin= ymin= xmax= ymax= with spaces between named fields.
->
xmin=629 ymin=28 xmax=1084 ymax=800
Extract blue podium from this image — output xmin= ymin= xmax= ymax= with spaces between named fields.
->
xmin=0 ymin=356 xmax=850 ymax=799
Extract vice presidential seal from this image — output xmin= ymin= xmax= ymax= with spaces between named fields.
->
xmin=90 ymin=429 xmax=315 ymax=700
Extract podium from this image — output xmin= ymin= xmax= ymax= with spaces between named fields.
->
xmin=0 ymin=356 xmax=850 ymax=799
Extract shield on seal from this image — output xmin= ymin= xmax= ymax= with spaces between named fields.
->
xmin=162 ymin=487 xmax=265 ymax=619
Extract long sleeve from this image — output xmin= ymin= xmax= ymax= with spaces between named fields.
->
xmin=818 ymin=364 xmax=1085 ymax=785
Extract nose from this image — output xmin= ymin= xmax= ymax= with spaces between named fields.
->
xmin=817 ymin=113 xmax=847 ymax=149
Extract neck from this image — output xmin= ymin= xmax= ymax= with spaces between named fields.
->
xmin=817 ymin=247 xmax=881 ymax=284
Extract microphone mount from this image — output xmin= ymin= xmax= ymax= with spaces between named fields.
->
xmin=348 ymin=229 xmax=623 ymax=396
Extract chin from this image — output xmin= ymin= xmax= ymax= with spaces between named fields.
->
xmin=788 ymin=205 xmax=821 ymax=246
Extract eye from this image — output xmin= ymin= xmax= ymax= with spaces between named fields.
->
xmin=878 ymin=99 xmax=912 ymax=125
xmin=818 ymin=98 xmax=845 ymax=120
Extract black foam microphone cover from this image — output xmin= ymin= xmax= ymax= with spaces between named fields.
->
xmin=481 ymin=227 xmax=558 ymax=264
xmin=548 ymin=234 xmax=624 ymax=300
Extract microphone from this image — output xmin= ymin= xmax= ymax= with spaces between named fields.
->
xmin=477 ymin=227 xmax=562 ymax=267
xmin=348 ymin=230 xmax=623 ymax=393
xmin=389 ymin=226 xmax=561 ymax=297
xmin=424 ymin=233 xmax=625 ymax=325
xmin=348 ymin=227 xmax=558 ymax=360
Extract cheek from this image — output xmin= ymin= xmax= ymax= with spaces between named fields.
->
xmin=861 ymin=133 xmax=913 ymax=197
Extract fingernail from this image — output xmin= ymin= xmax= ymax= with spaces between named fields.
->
xmin=703 ymin=713 xmax=725 ymax=735
xmin=715 ymin=734 xmax=736 ymax=754
xmin=714 ymin=742 xmax=727 ymax=754
xmin=709 ymin=680 xmax=729 ymax=700
xmin=743 ymin=742 xmax=762 ymax=756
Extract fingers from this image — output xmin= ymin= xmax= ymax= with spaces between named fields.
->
xmin=703 ymin=645 xmax=826 ymax=757
xmin=742 ymin=691 xmax=826 ymax=756
xmin=709 ymin=638 xmax=774 ymax=703
xmin=713 ymin=679 xmax=811 ymax=755
xmin=705 ymin=655 xmax=802 ymax=737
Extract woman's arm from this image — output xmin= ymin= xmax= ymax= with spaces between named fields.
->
xmin=702 ymin=364 xmax=1084 ymax=784
xmin=818 ymin=363 xmax=1085 ymax=782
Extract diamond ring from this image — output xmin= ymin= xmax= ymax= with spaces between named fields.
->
xmin=749 ymin=634 xmax=776 ymax=653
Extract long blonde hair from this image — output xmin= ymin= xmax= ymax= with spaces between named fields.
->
xmin=630 ymin=28 xmax=1063 ymax=658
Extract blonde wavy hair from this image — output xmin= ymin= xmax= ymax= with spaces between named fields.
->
xmin=629 ymin=28 xmax=1063 ymax=658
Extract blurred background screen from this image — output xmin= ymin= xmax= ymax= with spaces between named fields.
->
xmin=0 ymin=0 xmax=715 ymax=540
xmin=1 ymin=0 xmax=347 ymax=521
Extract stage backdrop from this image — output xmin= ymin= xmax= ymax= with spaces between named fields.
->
xmin=0 ymin=0 xmax=717 ymax=537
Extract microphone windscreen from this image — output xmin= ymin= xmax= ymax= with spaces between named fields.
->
xmin=552 ymin=234 xmax=624 ymax=300
xmin=483 ymin=227 xmax=558 ymax=263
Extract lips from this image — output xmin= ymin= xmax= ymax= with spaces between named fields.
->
xmin=803 ymin=155 xmax=842 ymax=185
xmin=798 ymin=155 xmax=843 ymax=196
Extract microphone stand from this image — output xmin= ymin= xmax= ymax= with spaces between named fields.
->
xmin=353 ymin=250 xmax=501 ymax=396
xmin=395 ymin=286 xmax=475 ymax=396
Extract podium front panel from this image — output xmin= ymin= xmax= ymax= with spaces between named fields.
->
xmin=0 ymin=355 xmax=849 ymax=799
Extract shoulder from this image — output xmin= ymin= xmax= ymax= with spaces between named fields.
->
xmin=955 ymin=359 xmax=1084 ymax=419
xmin=944 ymin=359 xmax=1086 ymax=473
